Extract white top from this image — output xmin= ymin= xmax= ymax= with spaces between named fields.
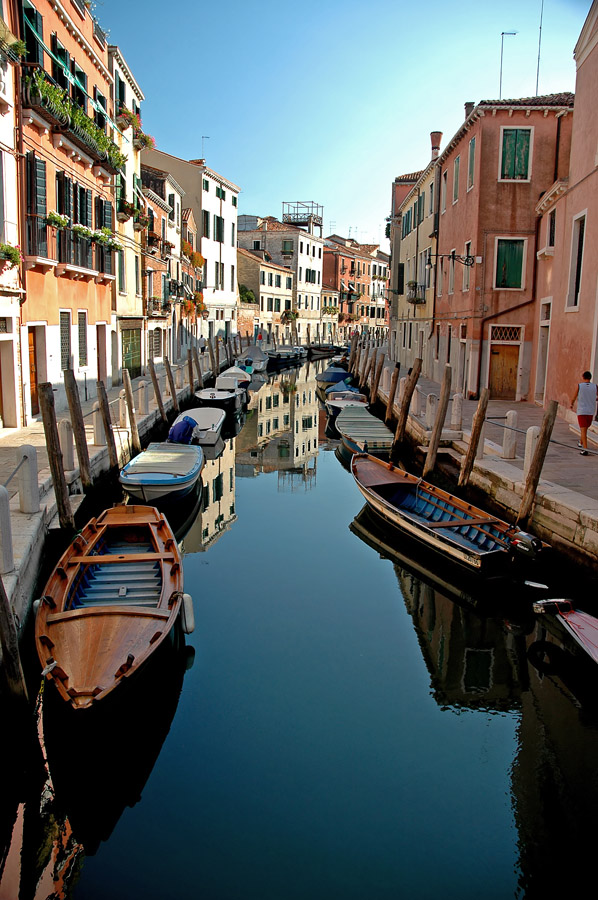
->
xmin=577 ymin=381 xmax=597 ymax=415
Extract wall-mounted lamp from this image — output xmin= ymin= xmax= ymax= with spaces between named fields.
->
xmin=426 ymin=250 xmax=475 ymax=270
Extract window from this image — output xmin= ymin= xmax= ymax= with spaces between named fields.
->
xmin=60 ymin=311 xmax=71 ymax=371
xmin=202 ymin=210 xmax=210 ymax=239
xmin=282 ymin=239 xmax=293 ymax=254
xmin=135 ymin=255 xmax=140 ymax=294
xmin=118 ymin=250 xmax=125 ymax=292
xmin=213 ymin=215 xmax=224 ymax=243
xmin=78 ymin=312 xmax=87 ymax=366
xmin=275 ymin=274 xmax=281 ymax=287
xmin=468 ymin=137 xmax=476 ymax=190
xmin=268 ymin=272 xmax=273 ymax=286
xmin=548 ymin=209 xmax=556 ymax=248
xmin=495 ymin=238 xmax=525 ymax=289
xmin=231 ymin=223 xmax=235 ymax=246
xmin=441 ymin=171 xmax=447 ymax=213
xmin=232 ymin=196 xmax=237 ymax=207
xmin=448 ymin=251 xmax=455 ymax=294
xmin=500 ymin=128 xmax=532 ymax=180
xmin=286 ymin=276 xmax=292 ymax=289
xmin=51 ymin=35 xmax=70 ymax=90
xmin=216 ymin=186 xmax=226 ymax=201
xmin=429 ymin=181 xmax=434 ymax=215
xmin=260 ymin=271 xmax=265 ymax=285
xmin=453 ymin=157 xmax=460 ymax=203
xmin=253 ymin=240 xmax=260 ymax=250
xmin=23 ymin=2 xmax=44 ymax=66
xmin=267 ymin=297 xmax=273 ymax=311
xmin=231 ymin=265 xmax=235 ymax=291
xmin=274 ymin=298 xmax=280 ymax=312
xmin=203 ymin=179 xmax=209 ymax=191
xmin=568 ymin=214 xmax=586 ymax=308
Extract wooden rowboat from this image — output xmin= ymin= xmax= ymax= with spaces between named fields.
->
xmin=351 ymin=453 xmax=549 ymax=574
xmin=35 ymin=505 xmax=185 ymax=710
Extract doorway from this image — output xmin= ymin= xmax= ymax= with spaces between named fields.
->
xmin=28 ymin=327 xmax=40 ymax=416
xmin=489 ymin=344 xmax=519 ymax=400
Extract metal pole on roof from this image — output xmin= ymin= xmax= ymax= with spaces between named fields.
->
xmin=536 ymin=0 xmax=545 ymax=96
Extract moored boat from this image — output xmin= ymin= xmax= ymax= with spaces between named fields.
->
xmin=266 ymin=346 xmax=303 ymax=367
xmin=195 ymin=385 xmax=242 ymax=413
xmin=351 ymin=452 xmax=550 ymax=574
xmin=169 ymin=407 xmax=226 ymax=447
xmin=236 ymin=345 xmax=268 ymax=372
xmin=119 ymin=442 xmax=204 ymax=502
xmin=533 ymin=599 xmax=598 ymax=664
xmin=336 ymin=406 xmax=394 ymax=455
xmin=325 ymin=389 xmax=368 ymax=418
xmin=35 ymin=505 xmax=188 ymax=710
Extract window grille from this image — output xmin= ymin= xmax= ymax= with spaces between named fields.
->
xmin=78 ymin=312 xmax=87 ymax=366
xmin=490 ymin=325 xmax=521 ymax=342
xmin=60 ymin=312 xmax=71 ymax=371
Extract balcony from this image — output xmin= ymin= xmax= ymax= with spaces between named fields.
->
xmin=406 ymin=283 xmax=427 ymax=304
xmin=22 ymin=66 xmax=127 ymax=174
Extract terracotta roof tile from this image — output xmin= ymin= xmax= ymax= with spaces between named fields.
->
xmin=480 ymin=92 xmax=574 ymax=107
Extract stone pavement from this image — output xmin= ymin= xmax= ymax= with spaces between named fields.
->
xmin=412 ymin=372 xmax=598 ymax=502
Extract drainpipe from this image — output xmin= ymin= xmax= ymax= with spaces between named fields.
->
xmin=15 ymin=37 xmax=28 ymax=427
xmin=428 ymin=131 xmax=442 ymax=342
xmin=474 ymin=216 xmax=541 ymax=398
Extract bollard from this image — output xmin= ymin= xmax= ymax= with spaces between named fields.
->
xmin=0 ymin=486 xmax=14 ymax=574
xmin=502 ymin=411 xmax=518 ymax=459
xmin=451 ymin=393 xmax=463 ymax=430
xmin=93 ymin=401 xmax=105 ymax=445
xmin=58 ymin=419 xmax=75 ymax=471
xmin=398 ymin=376 xmax=407 ymax=406
xmin=425 ymin=393 xmax=437 ymax=428
xmin=475 ymin=422 xmax=486 ymax=459
xmin=138 ymin=380 xmax=149 ymax=415
xmin=17 ymin=445 xmax=40 ymax=514
xmin=411 ymin=387 xmax=421 ymax=417
xmin=176 ymin=365 xmax=183 ymax=389
xmin=119 ymin=389 xmax=127 ymax=428
xmin=523 ymin=425 xmax=540 ymax=477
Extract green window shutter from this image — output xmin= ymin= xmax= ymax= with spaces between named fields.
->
xmin=501 ymin=130 xmax=516 ymax=178
xmin=26 ymin=152 xmax=35 ymax=214
xmin=34 ymin=158 xmax=47 ymax=218
xmin=468 ymin=137 xmax=476 ymax=187
xmin=514 ymin=129 xmax=530 ymax=179
xmin=95 ymin=196 xmax=102 ymax=229
xmin=496 ymin=239 xmax=524 ymax=288
xmin=103 ymin=200 xmax=113 ymax=230
xmin=85 ymin=189 xmax=93 ymax=229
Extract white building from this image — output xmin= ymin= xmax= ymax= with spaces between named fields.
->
xmin=142 ymin=149 xmax=240 ymax=342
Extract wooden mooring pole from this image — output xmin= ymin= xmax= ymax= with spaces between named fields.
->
xmin=38 ymin=383 xmax=74 ymax=530
xmin=391 ymin=357 xmax=422 ymax=457
xmin=371 ymin=353 xmax=385 ymax=404
xmin=148 ymin=360 xmax=167 ymax=423
xmin=458 ymin=388 xmax=489 ymax=488
xmin=517 ymin=400 xmax=558 ymax=526
xmin=192 ymin=347 xmax=204 ymax=390
xmin=64 ymin=369 xmax=92 ymax=492
xmin=385 ymin=363 xmax=401 ymax=425
xmin=0 ymin=575 xmax=28 ymax=703
xmin=164 ymin=358 xmax=180 ymax=414
xmin=122 ymin=368 xmax=141 ymax=454
xmin=96 ymin=380 xmax=119 ymax=470
xmin=423 ymin=364 xmax=452 ymax=479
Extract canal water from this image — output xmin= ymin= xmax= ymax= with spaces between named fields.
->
xmin=1 ymin=359 xmax=597 ymax=899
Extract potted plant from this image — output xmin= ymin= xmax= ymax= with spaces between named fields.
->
xmin=190 ymin=250 xmax=205 ymax=269
xmin=116 ymin=106 xmax=140 ymax=130
xmin=46 ymin=211 xmax=70 ymax=229
xmin=116 ymin=199 xmax=135 ymax=222
xmin=72 ymin=223 xmax=93 ymax=240
xmin=132 ymin=130 xmax=156 ymax=151
xmin=0 ymin=242 xmax=22 ymax=269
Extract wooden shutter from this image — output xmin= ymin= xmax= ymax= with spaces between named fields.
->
xmin=103 ymin=200 xmax=113 ymax=231
xmin=397 ymin=263 xmax=404 ymax=295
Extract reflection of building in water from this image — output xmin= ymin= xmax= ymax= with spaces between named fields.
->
xmin=396 ymin=567 xmax=520 ymax=711
xmin=236 ymin=366 xmax=319 ymax=489
xmin=180 ymin=438 xmax=237 ymax=553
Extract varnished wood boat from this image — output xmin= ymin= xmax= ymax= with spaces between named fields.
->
xmin=35 ymin=505 xmax=184 ymax=710
xmin=351 ymin=453 xmax=549 ymax=574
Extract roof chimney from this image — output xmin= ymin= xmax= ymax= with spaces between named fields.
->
xmin=430 ymin=131 xmax=442 ymax=160
xmin=464 ymin=102 xmax=475 ymax=119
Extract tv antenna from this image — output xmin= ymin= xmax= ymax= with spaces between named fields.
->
xmin=201 ymin=135 xmax=210 ymax=157
xmin=499 ymin=31 xmax=517 ymax=100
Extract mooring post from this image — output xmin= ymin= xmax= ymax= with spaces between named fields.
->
xmin=92 ymin=401 xmax=104 ymax=445
xmin=391 ymin=358 xmax=422 ymax=457
xmin=164 ymin=358 xmax=180 ymax=414
xmin=38 ymin=382 xmax=74 ymax=530
xmin=119 ymin=390 xmax=127 ymax=428
xmin=175 ymin=365 xmax=184 ymax=390
xmin=137 ymin=381 xmax=149 ymax=416
xmin=458 ymin=387 xmax=489 ymax=487
xmin=64 ymin=368 xmax=92 ymax=492
xmin=192 ymin=347 xmax=204 ymax=391
xmin=17 ymin=445 xmax=39 ymax=514
xmin=148 ymin=360 xmax=167 ymax=423
xmin=0 ymin=486 xmax=13 ymax=575
xmin=502 ymin=411 xmax=518 ymax=459
xmin=0 ymin=574 xmax=28 ymax=703
xmin=96 ymin=381 xmax=119 ymax=470
xmin=371 ymin=353 xmax=385 ymax=404
xmin=208 ymin=339 xmax=217 ymax=378
xmin=187 ymin=350 xmax=194 ymax=395
xmin=517 ymin=401 xmax=558 ymax=526
xmin=385 ymin=363 xmax=401 ymax=425
xmin=425 ymin=393 xmax=437 ymax=428
xmin=451 ymin=393 xmax=463 ymax=430
xmin=58 ymin=419 xmax=75 ymax=471
xmin=122 ymin=368 xmax=141 ymax=454
xmin=523 ymin=425 xmax=539 ymax=476
xmin=423 ymin=364 xmax=452 ymax=478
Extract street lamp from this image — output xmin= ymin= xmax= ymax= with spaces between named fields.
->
xmin=426 ymin=250 xmax=475 ymax=270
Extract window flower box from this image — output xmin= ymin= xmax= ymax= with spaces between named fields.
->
xmin=0 ymin=242 xmax=22 ymax=269
xmin=46 ymin=211 xmax=70 ymax=229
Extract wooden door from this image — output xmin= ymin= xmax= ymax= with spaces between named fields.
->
xmin=28 ymin=328 xmax=39 ymax=415
xmin=488 ymin=344 xmax=519 ymax=400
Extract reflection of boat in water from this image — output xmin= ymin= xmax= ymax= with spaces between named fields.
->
xmin=350 ymin=505 xmax=541 ymax=616
xmin=532 ymin=599 xmax=598 ymax=665
xmin=43 ymin=635 xmax=191 ymax=855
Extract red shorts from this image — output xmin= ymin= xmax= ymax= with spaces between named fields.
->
xmin=578 ymin=414 xmax=593 ymax=428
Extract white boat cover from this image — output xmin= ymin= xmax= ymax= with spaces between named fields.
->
xmin=125 ymin=442 xmax=201 ymax=476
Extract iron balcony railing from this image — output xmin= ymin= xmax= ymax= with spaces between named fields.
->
xmin=25 ymin=215 xmax=55 ymax=260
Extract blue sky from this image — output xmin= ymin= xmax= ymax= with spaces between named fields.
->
xmin=94 ymin=0 xmax=589 ymax=249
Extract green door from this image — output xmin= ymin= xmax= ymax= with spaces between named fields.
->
xmin=122 ymin=328 xmax=142 ymax=379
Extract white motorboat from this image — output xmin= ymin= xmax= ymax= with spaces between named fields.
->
xmin=236 ymin=345 xmax=268 ymax=372
xmin=119 ymin=442 xmax=204 ymax=502
xmin=325 ymin=390 xmax=368 ymax=418
xmin=169 ymin=407 xmax=226 ymax=447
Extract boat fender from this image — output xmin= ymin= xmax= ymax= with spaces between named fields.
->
xmin=509 ymin=531 xmax=542 ymax=559
xmin=181 ymin=592 xmax=195 ymax=634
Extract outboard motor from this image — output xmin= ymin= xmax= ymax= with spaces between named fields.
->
xmin=509 ymin=530 xmax=543 ymax=559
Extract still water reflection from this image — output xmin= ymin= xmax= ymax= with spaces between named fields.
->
xmin=1 ymin=360 xmax=597 ymax=899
